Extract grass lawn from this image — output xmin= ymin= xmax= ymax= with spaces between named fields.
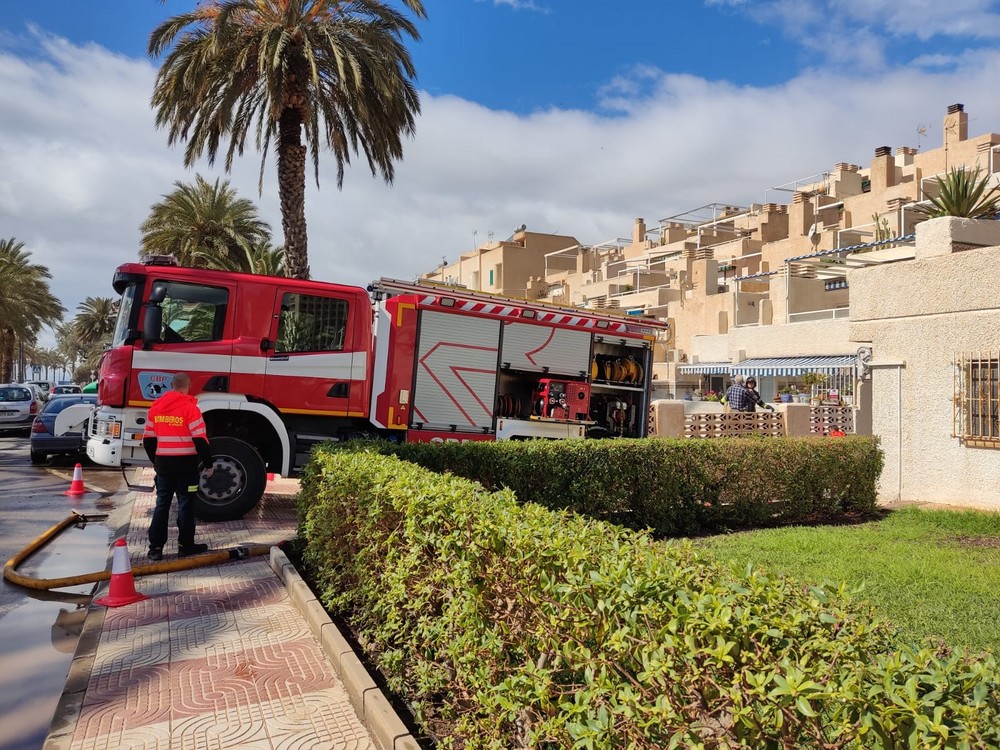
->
xmin=692 ymin=505 xmax=1000 ymax=656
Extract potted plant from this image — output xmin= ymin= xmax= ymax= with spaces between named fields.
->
xmin=778 ymin=386 xmax=795 ymax=403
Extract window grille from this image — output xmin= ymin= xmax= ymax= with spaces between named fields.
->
xmin=953 ymin=352 xmax=1000 ymax=447
xmin=276 ymin=293 xmax=349 ymax=353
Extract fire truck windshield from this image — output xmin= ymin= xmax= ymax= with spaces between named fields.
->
xmin=110 ymin=283 xmax=138 ymax=348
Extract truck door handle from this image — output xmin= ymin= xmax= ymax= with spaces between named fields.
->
xmin=260 ymin=338 xmax=273 ymax=352
xmin=327 ymin=383 xmax=350 ymax=398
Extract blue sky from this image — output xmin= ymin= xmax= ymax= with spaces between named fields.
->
xmin=3 ymin=1 xmax=804 ymax=111
xmin=4 ymin=1 xmax=1000 ymax=343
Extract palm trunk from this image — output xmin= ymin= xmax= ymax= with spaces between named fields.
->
xmin=278 ymin=106 xmax=309 ymax=280
xmin=0 ymin=328 xmax=14 ymax=383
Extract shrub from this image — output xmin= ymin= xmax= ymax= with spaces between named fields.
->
xmin=298 ymin=448 xmax=1000 ymax=749
xmin=344 ymin=436 xmax=883 ymax=537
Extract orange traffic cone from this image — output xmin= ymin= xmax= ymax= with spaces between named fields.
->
xmin=95 ymin=539 xmax=149 ymax=608
xmin=64 ymin=463 xmax=86 ymax=496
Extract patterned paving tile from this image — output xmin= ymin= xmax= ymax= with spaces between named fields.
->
xmin=92 ymin=620 xmax=172 ymax=671
xmin=169 ymin=703 xmax=270 ymax=749
xmin=169 ymin=609 xmax=246 ymax=661
xmin=70 ymin=719 xmax=172 ymax=750
xmin=265 ymin=687 xmax=372 ymax=745
xmin=78 ymin=663 xmax=172 ymax=731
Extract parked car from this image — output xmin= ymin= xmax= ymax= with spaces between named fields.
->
xmin=52 ymin=384 xmax=82 ymax=396
xmin=0 ymin=384 xmax=42 ymax=435
xmin=25 ymin=380 xmax=56 ymax=401
xmin=29 ymin=394 xmax=98 ymax=464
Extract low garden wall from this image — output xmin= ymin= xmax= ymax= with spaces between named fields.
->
xmin=298 ymin=447 xmax=1000 ymax=749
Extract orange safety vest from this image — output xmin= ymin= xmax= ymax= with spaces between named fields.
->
xmin=142 ymin=390 xmax=208 ymax=457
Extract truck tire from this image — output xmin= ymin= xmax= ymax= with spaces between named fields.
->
xmin=195 ymin=437 xmax=266 ymax=522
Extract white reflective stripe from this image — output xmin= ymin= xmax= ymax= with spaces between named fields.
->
xmin=189 ymin=418 xmax=205 ymax=430
xmin=110 ymin=545 xmax=132 ymax=575
xmin=133 ymin=350 xmax=368 ymax=379
xmin=156 ymin=446 xmax=198 ymax=455
xmin=499 ymin=307 xmax=514 ymax=316
xmin=156 ymin=435 xmax=193 ymax=442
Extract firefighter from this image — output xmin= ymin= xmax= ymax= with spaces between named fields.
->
xmin=142 ymin=372 xmax=212 ymax=560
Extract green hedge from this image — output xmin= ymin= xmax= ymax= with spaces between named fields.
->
xmin=298 ymin=447 xmax=1000 ymax=750
xmin=346 ymin=436 xmax=883 ymax=537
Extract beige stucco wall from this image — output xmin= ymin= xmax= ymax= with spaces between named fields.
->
xmin=850 ymin=228 xmax=1000 ymax=509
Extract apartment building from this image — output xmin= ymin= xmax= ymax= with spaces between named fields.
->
xmin=415 ymin=104 xmax=1000 ymax=506
xmin=419 ymin=227 xmax=579 ymax=299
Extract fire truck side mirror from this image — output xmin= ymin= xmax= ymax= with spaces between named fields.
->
xmin=142 ymin=304 xmax=163 ymax=349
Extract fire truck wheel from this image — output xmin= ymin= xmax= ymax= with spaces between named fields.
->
xmin=195 ymin=437 xmax=267 ymax=522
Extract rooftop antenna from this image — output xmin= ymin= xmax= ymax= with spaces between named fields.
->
xmin=473 ymin=229 xmax=478 ymax=250
xmin=916 ymin=124 xmax=929 ymax=151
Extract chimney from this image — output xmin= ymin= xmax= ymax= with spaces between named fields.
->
xmin=870 ymin=146 xmax=896 ymax=193
xmin=632 ymin=218 xmax=646 ymax=245
xmin=944 ymin=103 xmax=968 ymax=149
xmin=788 ymin=191 xmax=815 ymax=237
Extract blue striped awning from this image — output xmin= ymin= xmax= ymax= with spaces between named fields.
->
xmin=677 ymin=362 xmax=732 ymax=374
xmin=731 ymin=355 xmax=857 ymax=377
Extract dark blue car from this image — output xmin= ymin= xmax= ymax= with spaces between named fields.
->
xmin=29 ymin=394 xmax=97 ymax=465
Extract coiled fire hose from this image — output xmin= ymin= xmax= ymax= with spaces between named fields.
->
xmin=3 ymin=511 xmax=283 ymax=591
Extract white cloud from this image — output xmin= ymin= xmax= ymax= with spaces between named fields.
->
xmin=737 ymin=0 xmax=1000 ymax=50
xmin=489 ymin=0 xmax=549 ymax=12
xmin=5 ymin=30 xmax=1000 ymax=349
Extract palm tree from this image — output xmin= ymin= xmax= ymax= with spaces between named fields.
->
xmin=73 ymin=297 xmax=118 ymax=349
xmin=0 ymin=238 xmax=64 ymax=382
xmin=915 ymin=166 xmax=1000 ymax=219
xmin=247 ymin=242 xmax=286 ymax=276
xmin=205 ymin=240 xmax=288 ymax=276
xmin=148 ymin=0 xmax=425 ymax=280
xmin=140 ymin=175 xmax=272 ymax=272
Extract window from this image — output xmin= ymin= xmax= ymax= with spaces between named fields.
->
xmin=954 ymin=353 xmax=1000 ymax=447
xmin=276 ymin=293 xmax=348 ymax=353
xmin=156 ymin=281 xmax=229 ymax=343
xmin=111 ymin=283 xmax=137 ymax=347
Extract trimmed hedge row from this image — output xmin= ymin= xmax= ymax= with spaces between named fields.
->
xmin=298 ymin=447 xmax=1000 ymax=750
xmin=348 ymin=436 xmax=883 ymax=537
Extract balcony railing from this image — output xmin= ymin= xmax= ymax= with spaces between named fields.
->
xmin=787 ymin=307 xmax=850 ymax=323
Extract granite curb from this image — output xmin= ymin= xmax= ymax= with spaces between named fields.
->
xmin=268 ymin=546 xmax=420 ymax=750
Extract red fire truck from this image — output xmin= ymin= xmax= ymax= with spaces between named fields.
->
xmin=87 ymin=258 xmax=667 ymax=520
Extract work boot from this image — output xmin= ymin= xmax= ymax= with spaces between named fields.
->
xmin=148 ymin=547 xmax=163 ymax=561
xmin=178 ymin=542 xmax=209 ymax=557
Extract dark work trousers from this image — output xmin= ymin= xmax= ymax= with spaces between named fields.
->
xmin=149 ymin=467 xmax=199 ymax=549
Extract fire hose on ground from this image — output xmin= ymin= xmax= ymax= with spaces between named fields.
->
xmin=3 ymin=511 xmax=283 ymax=591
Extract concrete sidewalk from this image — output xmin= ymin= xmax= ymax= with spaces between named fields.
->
xmin=45 ymin=471 xmax=408 ymax=750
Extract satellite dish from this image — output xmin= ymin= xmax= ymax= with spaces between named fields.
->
xmin=807 ymin=222 xmax=821 ymax=243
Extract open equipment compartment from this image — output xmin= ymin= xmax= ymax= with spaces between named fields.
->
xmin=588 ymin=334 xmax=651 ymax=438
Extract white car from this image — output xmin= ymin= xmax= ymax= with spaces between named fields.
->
xmin=0 ymin=384 xmax=42 ymax=435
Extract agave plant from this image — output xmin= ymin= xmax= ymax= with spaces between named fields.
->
xmin=915 ymin=166 xmax=1000 ymax=219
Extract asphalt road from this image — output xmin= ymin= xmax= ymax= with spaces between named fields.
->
xmin=0 ymin=435 xmax=131 ymax=750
